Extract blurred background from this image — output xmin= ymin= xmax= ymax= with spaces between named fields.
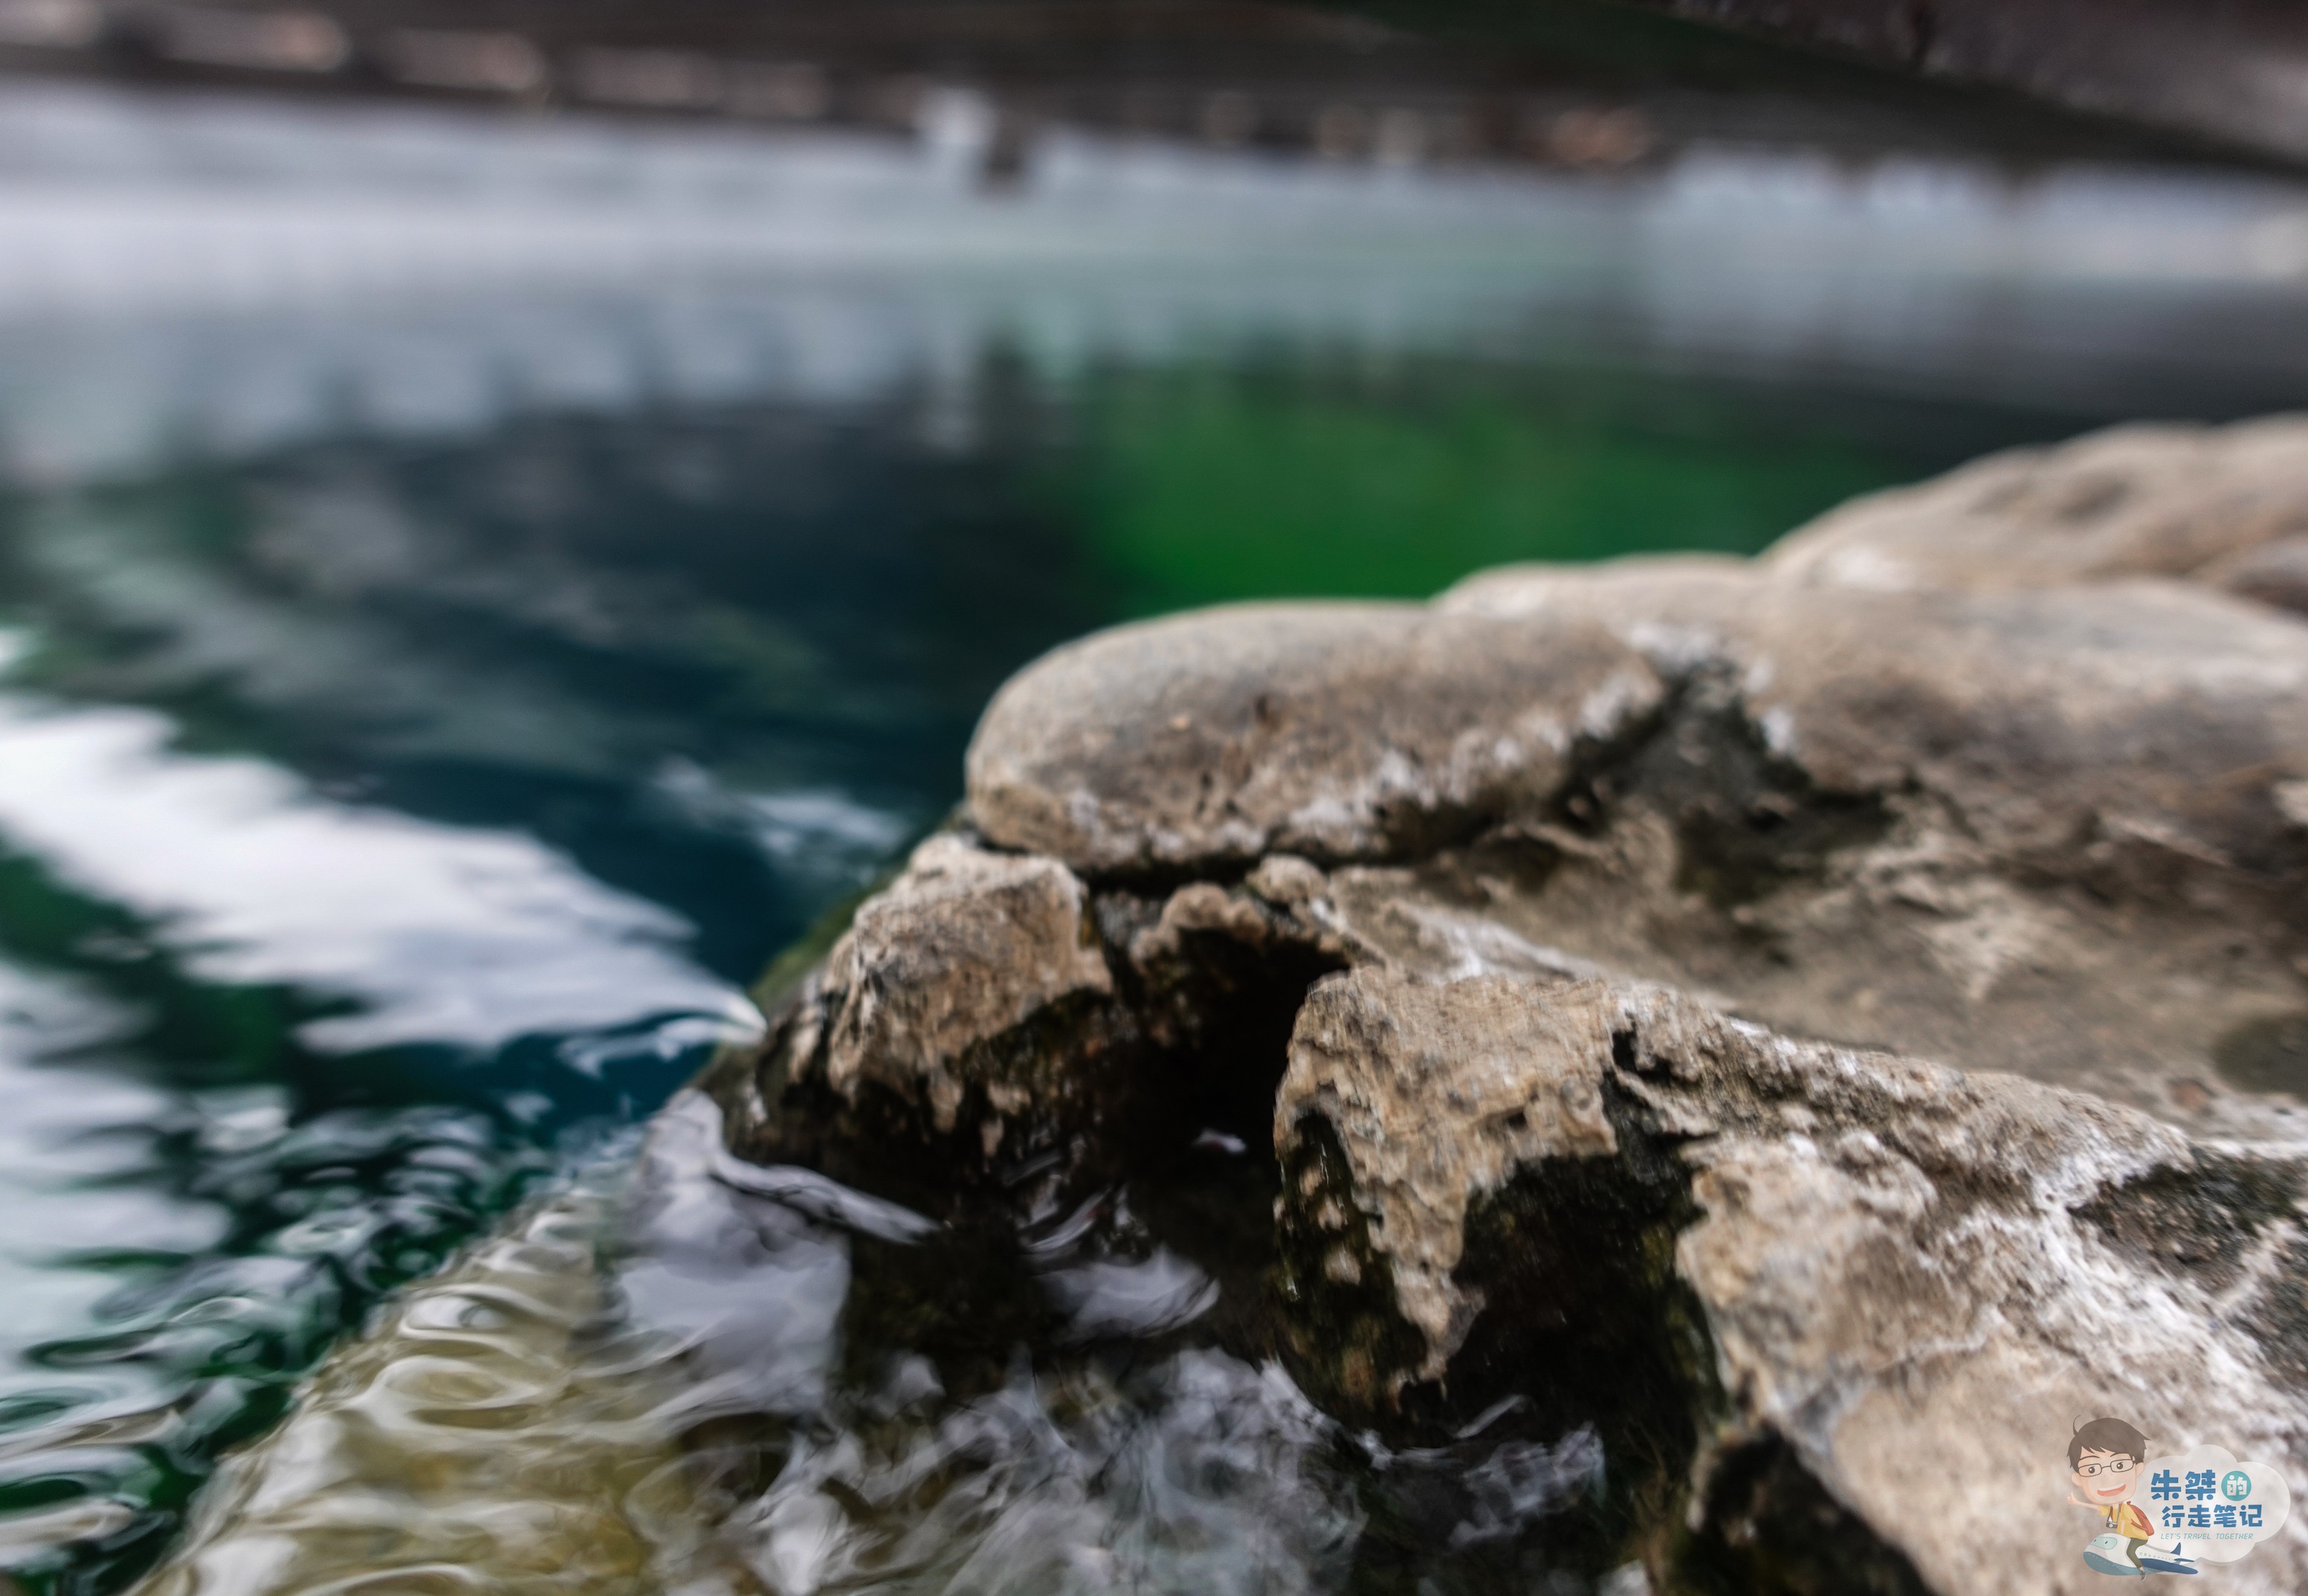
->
xmin=0 ymin=2 xmax=2304 ymax=1589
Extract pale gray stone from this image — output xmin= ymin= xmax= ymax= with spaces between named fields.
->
xmin=1435 ymin=559 xmax=2308 ymax=1141
xmin=729 ymin=833 xmax=1113 ymax=1150
xmin=1274 ymin=966 xmax=2308 ymax=1596
xmin=966 ymin=603 xmax=1663 ymax=874
xmin=1762 ymin=416 xmax=2308 ymax=600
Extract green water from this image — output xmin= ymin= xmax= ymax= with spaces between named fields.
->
xmin=4 ymin=125 xmax=2307 ymax=1578
xmin=0 ymin=346 xmax=2006 ymax=1590
xmin=1061 ymin=362 xmax=1914 ymax=611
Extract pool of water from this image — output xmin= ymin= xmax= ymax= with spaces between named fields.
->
xmin=1 ymin=74 xmax=2307 ymax=1595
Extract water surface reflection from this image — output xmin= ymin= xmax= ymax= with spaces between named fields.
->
xmin=0 ymin=71 xmax=2305 ymax=1594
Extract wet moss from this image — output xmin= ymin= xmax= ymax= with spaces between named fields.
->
xmin=1431 ymin=1085 xmax=1722 ymax=1577
xmin=1441 ymin=1142 xmax=1710 ymax=1435
xmin=1273 ymin=1064 xmax=1727 ymax=1582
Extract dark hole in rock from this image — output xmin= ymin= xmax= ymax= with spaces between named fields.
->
xmin=1416 ymin=830 xmax=1568 ymax=914
xmin=2072 ymin=1151 xmax=2305 ymax=1291
xmin=677 ymin=915 xmax=1698 ymax=1588
xmin=1273 ymin=1072 xmax=1719 ymax=1584
xmin=1273 ymin=1026 xmax=1953 ymax=1593
xmin=1111 ymin=914 xmax=1351 ymax=1155
xmin=1555 ymin=674 xmax=1890 ymax=911
xmin=2211 ymin=1009 xmax=2308 ymax=1096
xmin=1674 ymin=1432 xmax=1935 ymax=1596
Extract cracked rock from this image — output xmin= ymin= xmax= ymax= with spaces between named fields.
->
xmin=1420 ymin=560 xmax=2308 ymax=1140
xmin=716 ymin=834 xmax=1119 ymax=1181
xmin=1273 ymin=967 xmax=2308 ymax=1596
xmin=692 ymin=415 xmax=2308 ymax=1594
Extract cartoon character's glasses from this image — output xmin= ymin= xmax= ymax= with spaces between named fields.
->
xmin=2075 ymin=1459 xmax=2139 ymax=1479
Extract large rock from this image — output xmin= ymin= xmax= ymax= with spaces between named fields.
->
xmin=1764 ymin=416 xmax=2308 ymax=607
xmin=690 ymin=416 xmax=2308 ymax=1595
xmin=966 ymin=602 xmax=1662 ymax=874
xmin=1273 ymin=967 xmax=2308 ymax=1596
xmin=953 ymin=516 xmax=2308 ymax=1142
xmin=1427 ymin=558 xmax=2308 ymax=1140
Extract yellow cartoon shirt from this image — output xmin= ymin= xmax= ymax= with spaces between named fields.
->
xmin=2102 ymin=1501 xmax=2153 ymax=1541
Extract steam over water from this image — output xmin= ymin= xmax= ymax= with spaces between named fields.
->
xmin=0 ymin=71 xmax=2303 ymax=1593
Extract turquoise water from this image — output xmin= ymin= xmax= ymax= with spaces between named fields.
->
xmin=1 ymin=77 xmax=2307 ymax=1594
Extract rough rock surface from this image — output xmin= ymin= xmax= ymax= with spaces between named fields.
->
xmin=1426 ymin=558 xmax=2308 ymax=1140
xmin=958 ymin=485 xmax=2308 ymax=1139
xmin=1765 ymin=416 xmax=2308 ymax=603
xmin=1274 ymin=967 xmax=2308 ymax=1596
xmin=803 ymin=834 xmax=1109 ymax=1131
xmin=967 ymin=602 xmax=1661 ymax=873
xmin=701 ymin=415 xmax=2308 ymax=1595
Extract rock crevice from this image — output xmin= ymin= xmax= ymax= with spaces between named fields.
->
xmin=703 ymin=416 xmax=2308 ymax=1595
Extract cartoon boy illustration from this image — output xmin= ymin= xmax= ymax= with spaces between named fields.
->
xmin=2068 ymin=1417 xmax=2197 ymax=1577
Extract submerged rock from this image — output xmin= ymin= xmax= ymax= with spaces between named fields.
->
xmin=132 ymin=1172 xmax=698 ymax=1596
